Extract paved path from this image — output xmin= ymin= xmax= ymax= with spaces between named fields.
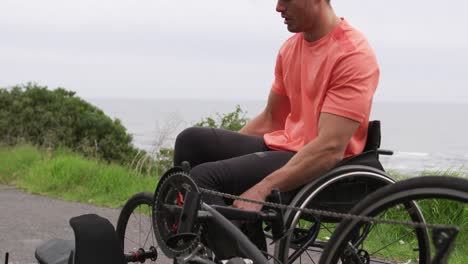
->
xmin=0 ymin=185 xmax=173 ymax=264
xmin=0 ymin=185 xmax=122 ymax=263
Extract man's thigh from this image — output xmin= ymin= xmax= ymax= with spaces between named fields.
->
xmin=191 ymin=150 xmax=295 ymax=200
xmin=174 ymin=127 xmax=269 ymax=166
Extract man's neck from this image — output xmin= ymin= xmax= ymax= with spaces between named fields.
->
xmin=303 ymin=8 xmax=341 ymax=42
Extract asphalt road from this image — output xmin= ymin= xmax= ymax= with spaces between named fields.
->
xmin=0 ymin=185 xmax=122 ymax=263
xmin=0 ymin=185 xmax=176 ymax=264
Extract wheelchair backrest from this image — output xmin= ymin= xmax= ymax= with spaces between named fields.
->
xmin=363 ymin=120 xmax=381 ymax=152
xmin=334 ymin=120 xmax=385 ymax=171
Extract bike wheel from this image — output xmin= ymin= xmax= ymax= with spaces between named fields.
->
xmin=116 ymin=192 xmax=158 ymax=263
xmin=320 ymin=176 xmax=468 ymax=264
xmin=274 ymin=167 xmax=396 ymax=264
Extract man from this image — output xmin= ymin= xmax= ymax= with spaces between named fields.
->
xmin=173 ymin=0 xmax=379 ymax=258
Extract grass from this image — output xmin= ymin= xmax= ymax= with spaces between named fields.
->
xmin=1 ymin=144 xmax=467 ymax=262
xmin=0 ymin=144 xmax=157 ymax=208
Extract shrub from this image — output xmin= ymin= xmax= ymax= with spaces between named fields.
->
xmin=194 ymin=104 xmax=249 ymax=131
xmin=0 ymin=83 xmax=141 ymax=164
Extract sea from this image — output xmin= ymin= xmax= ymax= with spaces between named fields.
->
xmin=86 ymin=98 xmax=468 ymax=176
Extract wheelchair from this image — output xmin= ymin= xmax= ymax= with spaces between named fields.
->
xmin=114 ymin=120 xmax=430 ymax=264
xmin=269 ymin=120 xmax=428 ymax=263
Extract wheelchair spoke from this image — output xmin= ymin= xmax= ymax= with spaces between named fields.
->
xmin=366 ymin=208 xmax=389 ymax=233
xmin=319 ymin=223 xmax=333 ymax=233
xmin=355 ymin=217 xmax=420 ymax=262
xmin=319 ymin=222 xmax=335 ymax=239
xmin=369 ymin=230 xmax=415 ymax=256
xmin=361 ymin=208 xmax=389 ymax=250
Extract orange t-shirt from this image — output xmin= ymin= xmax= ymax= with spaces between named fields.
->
xmin=264 ymin=19 xmax=380 ymax=158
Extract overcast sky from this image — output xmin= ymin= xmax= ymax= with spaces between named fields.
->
xmin=1 ymin=0 xmax=468 ymax=101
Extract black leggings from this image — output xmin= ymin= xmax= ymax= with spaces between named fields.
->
xmin=174 ymin=127 xmax=295 ymax=258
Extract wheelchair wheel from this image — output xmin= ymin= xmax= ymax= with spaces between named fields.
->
xmin=274 ymin=165 xmax=405 ymax=264
xmin=116 ymin=192 xmax=158 ymax=263
xmin=319 ymin=176 xmax=468 ymax=264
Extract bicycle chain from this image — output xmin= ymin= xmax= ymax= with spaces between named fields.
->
xmin=199 ymin=188 xmax=465 ymax=231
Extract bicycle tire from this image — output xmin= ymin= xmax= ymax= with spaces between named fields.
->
xmin=116 ymin=192 xmax=157 ymax=263
xmin=274 ymin=165 xmax=397 ymax=264
xmin=319 ymin=176 xmax=468 ymax=264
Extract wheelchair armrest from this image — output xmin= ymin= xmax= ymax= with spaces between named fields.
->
xmin=377 ymin=149 xmax=394 ymax=156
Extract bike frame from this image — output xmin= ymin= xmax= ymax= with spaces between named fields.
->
xmin=171 ymin=191 xmax=272 ymax=264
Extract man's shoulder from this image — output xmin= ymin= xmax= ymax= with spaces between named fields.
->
xmin=331 ymin=19 xmax=375 ymax=56
xmin=278 ymin=33 xmax=302 ymax=54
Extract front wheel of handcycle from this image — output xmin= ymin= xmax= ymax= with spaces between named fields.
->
xmin=319 ymin=176 xmax=468 ymax=264
xmin=116 ymin=192 xmax=158 ymax=263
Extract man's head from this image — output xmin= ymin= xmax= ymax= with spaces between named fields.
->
xmin=276 ymin=0 xmax=334 ymax=35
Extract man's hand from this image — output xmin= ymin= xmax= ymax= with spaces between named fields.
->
xmin=233 ymin=182 xmax=272 ymax=212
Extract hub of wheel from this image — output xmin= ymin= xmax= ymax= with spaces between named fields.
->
xmin=341 ymin=246 xmax=370 ymax=264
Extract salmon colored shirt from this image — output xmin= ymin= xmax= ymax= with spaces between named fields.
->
xmin=264 ymin=19 xmax=380 ymax=158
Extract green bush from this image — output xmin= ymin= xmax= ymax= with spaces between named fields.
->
xmin=0 ymin=83 xmax=141 ymax=164
xmin=194 ymin=104 xmax=249 ymax=131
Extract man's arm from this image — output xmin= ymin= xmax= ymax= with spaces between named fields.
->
xmin=239 ymin=91 xmax=290 ymax=137
xmin=233 ymin=112 xmax=360 ymax=211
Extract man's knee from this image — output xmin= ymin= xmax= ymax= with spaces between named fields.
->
xmin=175 ymin=127 xmax=205 ymax=150
xmin=174 ymin=127 xmax=212 ymax=165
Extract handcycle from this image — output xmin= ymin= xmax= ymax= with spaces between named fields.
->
xmin=34 ymin=120 xmax=468 ymax=264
